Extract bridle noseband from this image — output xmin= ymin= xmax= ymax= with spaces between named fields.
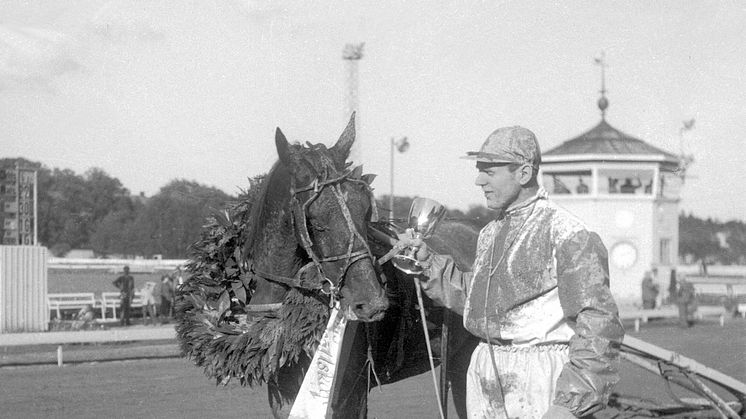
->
xmin=250 ymin=165 xmax=378 ymax=306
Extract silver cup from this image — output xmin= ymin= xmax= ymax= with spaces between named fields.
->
xmin=392 ymin=198 xmax=447 ymax=274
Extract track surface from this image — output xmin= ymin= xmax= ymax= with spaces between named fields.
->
xmin=1 ymin=317 xmax=744 ymax=418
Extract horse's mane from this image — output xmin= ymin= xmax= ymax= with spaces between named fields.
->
xmin=241 ymin=160 xmax=288 ymax=258
xmin=241 ymin=142 xmax=345 ymax=259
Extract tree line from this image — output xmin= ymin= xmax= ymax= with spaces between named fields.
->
xmin=3 ymin=158 xmax=233 ymax=259
xmin=3 ymin=158 xmax=744 ymax=263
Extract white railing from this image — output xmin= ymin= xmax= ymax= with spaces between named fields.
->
xmin=48 ymin=258 xmax=188 ymax=271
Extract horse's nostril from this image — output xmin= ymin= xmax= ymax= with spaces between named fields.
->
xmin=351 ymin=296 xmax=389 ymax=321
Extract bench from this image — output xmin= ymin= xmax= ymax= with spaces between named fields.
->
xmin=619 ymin=306 xmax=726 ymax=332
xmin=47 ymin=293 xmax=98 ymax=320
xmin=100 ymin=291 xmax=144 ymax=320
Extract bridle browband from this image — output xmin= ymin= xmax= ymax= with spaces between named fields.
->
xmin=249 ymin=164 xmax=378 ymax=306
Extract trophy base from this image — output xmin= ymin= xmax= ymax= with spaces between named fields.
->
xmin=392 ymin=254 xmax=425 ymax=275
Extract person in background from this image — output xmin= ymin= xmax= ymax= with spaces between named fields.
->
xmin=576 ymin=177 xmax=589 ymax=194
xmin=174 ymin=266 xmax=185 ymax=289
xmin=677 ymin=276 xmax=697 ymax=328
xmin=72 ymin=304 xmax=95 ymax=330
xmin=667 ymin=269 xmax=678 ymax=305
xmin=112 ymin=266 xmax=135 ymax=326
xmin=608 ymin=177 xmax=619 ymax=193
xmin=140 ymin=281 xmax=158 ymax=325
xmin=641 ymin=271 xmax=659 ymax=309
xmin=159 ymin=274 xmax=175 ymax=321
xmin=398 ymin=126 xmax=624 ymax=418
xmin=619 ymin=177 xmax=642 ymax=194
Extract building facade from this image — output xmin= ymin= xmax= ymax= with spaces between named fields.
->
xmin=541 ymin=99 xmax=682 ymax=307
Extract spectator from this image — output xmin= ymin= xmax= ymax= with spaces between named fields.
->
xmin=641 ymin=271 xmax=659 ymax=309
xmin=112 ymin=266 xmax=135 ymax=326
xmin=676 ymin=276 xmax=697 ymax=328
xmin=620 ymin=177 xmax=642 ymax=194
xmin=576 ymin=177 xmax=589 ymax=194
xmin=160 ymin=275 xmax=175 ymax=321
xmin=141 ymin=281 xmax=158 ymax=325
xmin=72 ymin=304 xmax=95 ymax=330
xmin=174 ymin=266 xmax=185 ymax=289
xmin=699 ymin=258 xmax=709 ymax=276
xmin=667 ymin=269 xmax=678 ymax=304
xmin=608 ymin=177 xmax=619 ymax=193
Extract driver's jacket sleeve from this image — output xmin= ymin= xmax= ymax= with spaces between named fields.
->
xmin=418 ymin=191 xmax=625 ymax=416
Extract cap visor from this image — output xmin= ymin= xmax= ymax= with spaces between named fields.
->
xmin=460 ymin=152 xmax=516 ymax=163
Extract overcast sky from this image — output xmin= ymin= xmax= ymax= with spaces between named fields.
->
xmin=2 ymin=1 xmax=745 ymax=221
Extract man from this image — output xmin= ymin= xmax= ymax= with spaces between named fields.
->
xmin=112 ymin=265 xmax=135 ymax=326
xmin=159 ymin=274 xmax=175 ymax=320
xmin=140 ymin=281 xmax=158 ymax=325
xmin=676 ymin=276 xmax=696 ymax=328
xmin=399 ymin=126 xmax=624 ymax=418
xmin=641 ymin=271 xmax=659 ymax=309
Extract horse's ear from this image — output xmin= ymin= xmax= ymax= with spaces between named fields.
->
xmin=275 ymin=127 xmax=292 ymax=166
xmin=331 ymin=112 xmax=356 ymax=164
xmin=361 ymin=173 xmax=376 ymax=185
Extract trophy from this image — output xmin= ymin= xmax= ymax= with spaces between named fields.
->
xmin=392 ymin=197 xmax=447 ymax=274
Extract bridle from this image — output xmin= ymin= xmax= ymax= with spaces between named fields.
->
xmin=249 ymin=164 xmax=378 ymax=306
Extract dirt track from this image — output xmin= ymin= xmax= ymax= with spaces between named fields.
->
xmin=2 ymin=317 xmax=744 ymax=418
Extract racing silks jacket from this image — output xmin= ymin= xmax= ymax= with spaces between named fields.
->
xmin=420 ymin=188 xmax=624 ymax=416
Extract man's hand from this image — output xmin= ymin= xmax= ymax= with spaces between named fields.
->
xmin=395 ymin=229 xmax=430 ymax=261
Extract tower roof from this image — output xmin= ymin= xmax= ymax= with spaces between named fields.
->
xmin=543 ymin=119 xmax=680 ymax=165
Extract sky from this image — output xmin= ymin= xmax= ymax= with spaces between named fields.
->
xmin=1 ymin=1 xmax=745 ymax=221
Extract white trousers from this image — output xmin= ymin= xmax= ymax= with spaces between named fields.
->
xmin=466 ymin=342 xmax=569 ymax=419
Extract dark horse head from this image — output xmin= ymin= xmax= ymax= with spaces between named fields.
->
xmin=244 ymin=114 xmax=388 ymax=322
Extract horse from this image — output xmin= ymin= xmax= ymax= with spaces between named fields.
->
xmin=176 ymin=115 xmax=480 ymax=418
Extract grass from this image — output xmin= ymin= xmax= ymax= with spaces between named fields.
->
xmin=48 ymin=268 xmax=173 ymax=297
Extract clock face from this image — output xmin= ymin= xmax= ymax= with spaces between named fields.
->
xmin=610 ymin=241 xmax=637 ymax=269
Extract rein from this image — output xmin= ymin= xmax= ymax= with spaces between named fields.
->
xmin=249 ymin=165 xmax=377 ymax=307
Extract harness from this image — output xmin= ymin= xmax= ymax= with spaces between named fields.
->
xmin=249 ymin=165 xmax=378 ymax=306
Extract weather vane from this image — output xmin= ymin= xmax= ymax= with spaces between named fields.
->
xmin=676 ymin=118 xmax=696 ymax=182
xmin=594 ymin=51 xmax=609 ymax=119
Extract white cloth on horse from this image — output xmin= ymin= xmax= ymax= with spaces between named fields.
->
xmin=289 ymin=305 xmax=348 ymax=419
xmin=467 ymin=342 xmax=568 ymax=419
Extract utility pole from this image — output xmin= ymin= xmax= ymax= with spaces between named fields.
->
xmin=389 ymin=137 xmax=409 ymax=221
xmin=342 ymin=43 xmax=364 ymax=163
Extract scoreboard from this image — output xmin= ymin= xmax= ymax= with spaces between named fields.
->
xmin=0 ymin=165 xmax=37 ymax=246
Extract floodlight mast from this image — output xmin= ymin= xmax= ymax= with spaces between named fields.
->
xmin=343 ymin=43 xmax=364 ymax=163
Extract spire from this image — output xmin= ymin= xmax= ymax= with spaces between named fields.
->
xmin=594 ymin=52 xmax=609 ymax=120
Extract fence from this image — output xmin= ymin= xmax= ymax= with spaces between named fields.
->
xmin=0 ymin=246 xmax=48 ymax=333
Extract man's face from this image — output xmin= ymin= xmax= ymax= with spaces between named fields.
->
xmin=475 ymin=163 xmax=522 ymax=211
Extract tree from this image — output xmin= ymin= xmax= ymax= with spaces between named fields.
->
xmin=724 ymin=220 xmax=746 ymax=264
xmin=37 ymin=167 xmax=133 ymax=254
xmin=679 ymin=213 xmax=720 ymax=263
xmin=127 ymin=180 xmax=234 ymax=258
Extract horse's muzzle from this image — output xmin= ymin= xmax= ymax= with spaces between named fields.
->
xmin=347 ymin=290 xmax=388 ymax=322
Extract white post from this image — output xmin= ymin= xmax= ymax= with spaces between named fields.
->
xmin=57 ymin=345 xmax=63 ymax=367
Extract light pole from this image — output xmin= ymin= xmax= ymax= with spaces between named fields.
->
xmin=343 ymin=43 xmax=364 ymax=162
xmin=389 ymin=136 xmax=410 ymax=221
